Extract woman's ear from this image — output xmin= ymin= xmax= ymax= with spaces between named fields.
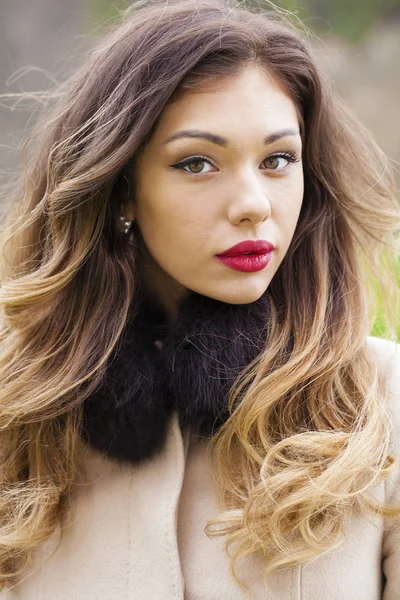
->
xmin=122 ymin=202 xmax=136 ymax=222
xmin=116 ymin=161 xmax=136 ymax=222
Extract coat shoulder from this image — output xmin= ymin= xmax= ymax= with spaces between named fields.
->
xmin=366 ymin=335 xmax=400 ymax=410
xmin=365 ymin=334 xmax=400 ymax=431
xmin=366 ymin=336 xmax=400 ymax=506
xmin=366 ymin=335 xmax=400 ymax=373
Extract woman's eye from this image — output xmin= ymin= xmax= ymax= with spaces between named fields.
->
xmin=261 ymin=155 xmax=296 ymax=170
xmin=173 ymin=157 xmax=214 ymax=174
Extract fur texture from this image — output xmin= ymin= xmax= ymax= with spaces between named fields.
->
xmin=81 ymin=284 xmax=271 ymax=464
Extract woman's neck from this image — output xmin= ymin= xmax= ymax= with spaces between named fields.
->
xmin=136 ymin=238 xmax=189 ymax=325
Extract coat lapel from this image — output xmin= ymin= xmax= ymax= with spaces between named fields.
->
xmin=4 ymin=413 xmax=189 ymax=600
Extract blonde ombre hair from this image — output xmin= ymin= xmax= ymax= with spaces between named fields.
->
xmin=1 ymin=0 xmax=400 ymax=593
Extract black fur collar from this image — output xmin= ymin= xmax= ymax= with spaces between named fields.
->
xmin=81 ymin=284 xmax=271 ymax=465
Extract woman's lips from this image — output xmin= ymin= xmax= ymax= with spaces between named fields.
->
xmin=217 ymin=239 xmax=275 ymax=256
xmin=215 ymin=239 xmax=275 ymax=272
xmin=215 ymin=252 xmax=272 ymax=272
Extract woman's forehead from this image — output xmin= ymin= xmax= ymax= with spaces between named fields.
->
xmin=149 ymin=67 xmax=301 ymax=146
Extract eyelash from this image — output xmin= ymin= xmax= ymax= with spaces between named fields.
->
xmin=170 ymin=151 xmax=300 ymax=175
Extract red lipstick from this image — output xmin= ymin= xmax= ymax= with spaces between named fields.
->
xmin=215 ymin=240 xmax=275 ymax=273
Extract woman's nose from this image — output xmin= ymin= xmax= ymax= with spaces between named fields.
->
xmin=227 ymin=171 xmax=271 ymax=226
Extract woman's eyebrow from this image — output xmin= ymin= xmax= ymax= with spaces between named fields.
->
xmin=163 ymin=127 xmax=300 ymax=147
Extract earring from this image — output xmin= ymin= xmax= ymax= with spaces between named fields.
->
xmin=119 ymin=215 xmax=133 ymax=235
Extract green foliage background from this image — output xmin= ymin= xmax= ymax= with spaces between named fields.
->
xmin=273 ymin=0 xmax=400 ymax=42
xmin=90 ymin=0 xmax=400 ymax=42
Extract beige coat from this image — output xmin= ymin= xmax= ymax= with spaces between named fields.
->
xmin=2 ymin=336 xmax=400 ymax=600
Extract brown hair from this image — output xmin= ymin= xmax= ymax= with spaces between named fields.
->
xmin=1 ymin=0 xmax=399 ymax=593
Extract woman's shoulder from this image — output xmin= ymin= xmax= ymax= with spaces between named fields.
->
xmin=366 ymin=334 xmax=400 ymax=418
xmin=366 ymin=336 xmax=400 ymax=502
xmin=365 ymin=335 xmax=400 ymax=444
xmin=366 ymin=335 xmax=400 ymax=368
xmin=366 ymin=335 xmax=400 ymax=401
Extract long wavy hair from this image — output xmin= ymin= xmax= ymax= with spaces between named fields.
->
xmin=1 ymin=0 xmax=399 ymax=593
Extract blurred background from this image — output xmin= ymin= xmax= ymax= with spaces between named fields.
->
xmin=0 ymin=0 xmax=399 ymax=337
xmin=1 ymin=0 xmax=399 ymax=179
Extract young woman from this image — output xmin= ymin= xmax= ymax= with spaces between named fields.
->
xmin=0 ymin=0 xmax=399 ymax=598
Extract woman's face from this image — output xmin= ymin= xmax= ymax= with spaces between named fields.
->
xmin=132 ymin=66 xmax=304 ymax=316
